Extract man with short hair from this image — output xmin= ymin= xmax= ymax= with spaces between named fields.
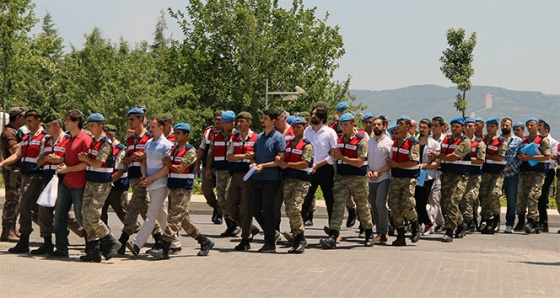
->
xmin=196 ymin=110 xmax=224 ymax=224
xmin=428 ymin=116 xmax=447 ymax=231
xmin=1 ymin=110 xmax=46 ymax=252
xmin=474 ymin=117 xmax=485 ymax=139
xmin=48 ymin=110 xmax=93 ymax=258
xmin=207 ymin=110 xmax=239 ymax=237
xmin=78 ymin=113 xmax=121 ymax=262
xmin=430 ymin=117 xmax=471 ymax=242
xmin=367 ymin=117 xmax=393 ymax=243
xmin=320 ymin=113 xmax=374 ymax=249
xmin=517 ymin=117 xmax=551 ymax=234
xmin=0 ymin=107 xmax=25 ymax=242
xmin=162 ymin=113 xmax=175 ymax=142
xmin=478 ymin=117 xmax=507 ymax=234
xmin=386 ymin=115 xmax=421 ymax=246
xmin=500 ymin=118 xmax=523 ymax=233
xmin=536 ymin=120 xmax=557 ymax=232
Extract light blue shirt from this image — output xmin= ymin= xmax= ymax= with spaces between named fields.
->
xmin=144 ymin=136 xmax=173 ymax=190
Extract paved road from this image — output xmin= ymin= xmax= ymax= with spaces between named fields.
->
xmin=1 ymin=212 xmax=559 ymax=297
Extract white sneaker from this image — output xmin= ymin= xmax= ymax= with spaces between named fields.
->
xmin=504 ymin=226 xmax=513 ymax=233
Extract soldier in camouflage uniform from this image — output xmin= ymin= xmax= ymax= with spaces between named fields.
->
xmin=150 ymin=123 xmax=214 ymax=260
xmin=458 ymin=118 xmax=484 ymax=237
xmin=387 ymin=115 xmax=422 ymax=246
xmin=206 ymin=110 xmax=239 ymax=237
xmin=78 ymin=113 xmax=121 ymax=262
xmin=0 ymin=107 xmax=25 ymax=242
xmin=320 ymin=113 xmax=374 ymax=249
xmin=278 ymin=117 xmax=313 ymax=253
xmin=516 ymin=117 xmax=551 ymax=234
xmin=479 ymin=117 xmax=508 ymax=234
xmin=430 ymin=117 xmax=472 ymax=242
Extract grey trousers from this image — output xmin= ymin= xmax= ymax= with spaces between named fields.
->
xmin=368 ymin=179 xmax=390 ymax=235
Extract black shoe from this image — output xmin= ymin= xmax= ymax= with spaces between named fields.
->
xmin=441 ymin=228 xmax=454 ymax=243
xmin=250 ymin=225 xmax=260 ymax=240
xmin=288 ymin=233 xmax=307 ymax=254
xmin=146 ymin=233 xmax=164 ymax=254
xmin=31 ymin=238 xmax=54 ymax=255
xmin=392 ymin=228 xmax=406 ymax=246
xmin=410 ymin=220 xmax=421 ymax=243
xmin=117 ymin=233 xmax=129 ymax=255
xmin=235 ymin=239 xmax=251 ymax=251
xmin=346 ymin=208 xmax=357 ymax=228
xmin=8 ymin=235 xmax=30 ymax=254
xmin=513 ymin=215 xmax=525 ymax=232
xmin=455 ymin=222 xmax=467 ymax=238
xmin=80 ymin=241 xmax=102 ymax=262
xmin=258 ymin=243 xmax=276 ymax=253
xmin=151 ymin=240 xmax=171 ymax=260
xmin=323 ymin=226 xmax=330 ymax=235
xmin=100 ymin=234 xmax=121 ymax=261
xmin=220 ymin=218 xmax=240 ymax=237
xmin=466 ymin=220 xmax=475 ymax=234
xmin=364 ymin=229 xmax=374 ymax=247
xmin=358 ymin=224 xmax=365 ymax=238
xmin=211 ymin=207 xmax=218 ymax=222
xmin=213 ymin=209 xmax=223 ymax=225
xmin=197 ymin=235 xmax=214 ymax=256
xmin=539 ymin=222 xmax=549 ymax=233
xmin=320 ymin=230 xmax=338 ymax=249
xmin=46 ymin=250 xmax=69 ymax=258
xmin=523 ymin=220 xmax=536 ymax=234
xmin=126 ymin=241 xmax=140 ymax=256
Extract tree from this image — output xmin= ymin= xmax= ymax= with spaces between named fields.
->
xmin=440 ymin=28 xmax=477 ymax=118
xmin=168 ymin=0 xmax=353 ymax=133
xmin=151 ymin=10 xmax=168 ymax=52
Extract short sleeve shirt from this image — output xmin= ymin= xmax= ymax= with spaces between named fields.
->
xmin=253 ymin=129 xmax=286 ymax=181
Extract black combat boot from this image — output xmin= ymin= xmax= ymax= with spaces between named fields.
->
xmin=31 ymin=236 xmax=54 ymax=255
xmin=196 ymin=235 xmax=215 ymax=256
xmin=288 ymin=233 xmax=307 ymax=254
xmin=146 ymin=233 xmax=164 ymax=254
xmin=455 ymin=222 xmax=467 ymax=238
xmin=8 ymin=234 xmax=30 ymax=254
xmin=220 ymin=218 xmax=240 ymax=237
xmin=213 ymin=208 xmax=223 ymax=225
xmin=480 ymin=218 xmax=492 ymax=234
xmin=441 ymin=228 xmax=453 ymax=243
xmin=364 ymin=228 xmax=374 ymax=247
xmin=117 ymin=232 xmax=129 ymax=255
xmin=319 ymin=229 xmax=339 ymax=249
xmin=392 ymin=227 xmax=406 ymax=246
xmin=410 ymin=220 xmax=421 ymax=243
xmin=513 ymin=214 xmax=525 ymax=231
xmin=466 ymin=220 xmax=475 ymax=234
xmin=80 ymin=240 xmax=101 ymax=262
xmin=346 ymin=207 xmax=357 ymax=228
xmin=235 ymin=238 xmax=251 ymax=251
xmin=150 ymin=240 xmax=171 ymax=260
xmin=523 ymin=218 xmax=536 ymax=234
xmin=100 ymin=233 xmax=121 ymax=260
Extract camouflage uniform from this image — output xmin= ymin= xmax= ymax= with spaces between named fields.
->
xmin=82 ymin=139 xmax=114 ymax=242
xmin=283 ymin=142 xmax=313 ymax=236
xmin=208 ymin=130 xmax=233 ymax=218
xmin=18 ymin=174 xmax=46 ymax=236
xmin=1 ymin=124 xmax=22 ymax=234
xmin=440 ymin=137 xmax=471 ymax=230
xmin=459 ymin=137 xmax=485 ymax=222
xmin=388 ymin=135 xmax=421 ymax=228
xmin=479 ymin=136 xmax=508 ymax=220
xmin=518 ymin=136 xmax=551 ymax=221
xmin=331 ymin=136 xmax=373 ymax=232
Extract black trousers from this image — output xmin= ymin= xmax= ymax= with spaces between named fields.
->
xmin=538 ymin=168 xmax=556 ymax=224
xmin=302 ymin=165 xmax=335 ymax=221
xmin=414 ymin=179 xmax=434 ymax=226
xmin=250 ymin=180 xmax=282 ymax=245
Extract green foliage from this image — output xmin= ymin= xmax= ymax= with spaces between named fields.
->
xmin=440 ymin=28 xmax=476 ymax=118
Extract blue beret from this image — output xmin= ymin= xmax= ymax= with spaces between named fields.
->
xmin=361 ymin=113 xmax=373 ymax=122
xmin=335 ymin=102 xmax=348 ymax=112
xmin=173 ymin=123 xmax=190 ymax=132
xmin=450 ymin=117 xmax=465 ymax=126
xmin=396 ymin=115 xmax=411 ymax=123
xmin=474 ymin=117 xmax=484 ymax=123
xmin=513 ymin=122 xmax=524 ymax=129
xmin=286 ymin=115 xmax=295 ymax=125
xmin=291 ymin=117 xmax=306 ymax=126
xmin=127 ymin=107 xmax=145 ymax=116
xmin=525 ymin=117 xmax=539 ymax=125
xmin=339 ymin=112 xmax=355 ymax=123
xmin=464 ymin=117 xmax=476 ymax=124
xmin=485 ymin=117 xmax=499 ymax=125
xmin=87 ymin=113 xmax=105 ymax=122
xmin=388 ymin=123 xmax=397 ymax=132
xmin=221 ymin=110 xmax=236 ymax=123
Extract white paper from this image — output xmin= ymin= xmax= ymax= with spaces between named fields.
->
xmin=243 ymin=166 xmax=257 ymax=181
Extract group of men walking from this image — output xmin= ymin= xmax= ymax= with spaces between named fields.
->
xmin=1 ymin=102 xmax=559 ymax=261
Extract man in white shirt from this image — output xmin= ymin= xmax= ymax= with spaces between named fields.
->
xmin=537 ymin=120 xmax=557 ymax=232
xmin=366 ymin=117 xmax=393 ymax=243
xmin=427 ymin=116 xmax=447 ymax=231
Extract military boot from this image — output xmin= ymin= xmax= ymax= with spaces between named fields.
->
xmin=220 ymin=218 xmax=240 ymax=237
xmin=117 ymin=232 xmax=129 ymax=255
xmin=80 ymin=241 xmax=102 ymax=262
xmin=319 ymin=229 xmax=338 ymax=249
xmin=364 ymin=228 xmax=374 ymax=247
xmin=392 ymin=227 xmax=406 ymax=246
xmin=100 ymin=233 xmax=121 ymax=260
xmin=146 ymin=233 xmax=164 ymax=254
xmin=410 ymin=220 xmax=421 ymax=243
xmin=234 ymin=238 xmax=251 ymax=251
xmin=7 ymin=234 xmax=29 ymax=253
xmin=523 ymin=218 xmax=536 ymax=234
xmin=441 ymin=228 xmax=453 ymax=243
xmin=288 ymin=233 xmax=307 ymax=254
xmin=455 ymin=222 xmax=467 ymax=238
xmin=151 ymin=240 xmax=171 ymax=260
xmin=346 ymin=207 xmax=357 ymax=228
xmin=466 ymin=220 xmax=475 ymax=234
xmin=196 ymin=235 xmax=215 ymax=256
xmin=480 ymin=219 xmax=492 ymax=234
xmin=31 ymin=236 xmax=54 ymax=255
xmin=513 ymin=214 xmax=525 ymax=232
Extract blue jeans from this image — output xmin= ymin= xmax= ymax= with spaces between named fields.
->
xmin=503 ymin=174 xmax=518 ymax=226
xmin=54 ymin=183 xmax=84 ymax=254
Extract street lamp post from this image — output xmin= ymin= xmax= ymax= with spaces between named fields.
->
xmin=265 ymin=78 xmax=305 ymax=109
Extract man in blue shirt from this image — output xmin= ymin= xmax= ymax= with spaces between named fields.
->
xmin=250 ymin=109 xmax=286 ymax=253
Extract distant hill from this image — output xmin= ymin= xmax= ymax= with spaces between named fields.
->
xmin=351 ymin=85 xmax=560 ymax=134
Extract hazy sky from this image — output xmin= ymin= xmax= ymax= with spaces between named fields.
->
xmin=31 ymin=0 xmax=560 ymax=94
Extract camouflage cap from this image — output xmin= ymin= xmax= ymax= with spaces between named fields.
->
xmin=237 ymin=111 xmax=252 ymax=121
xmin=162 ymin=113 xmax=174 ymax=122
xmin=43 ymin=114 xmax=60 ymax=124
xmin=24 ymin=109 xmax=41 ymax=119
xmin=299 ymin=111 xmax=310 ymax=117
xmin=104 ymin=124 xmax=118 ymax=132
